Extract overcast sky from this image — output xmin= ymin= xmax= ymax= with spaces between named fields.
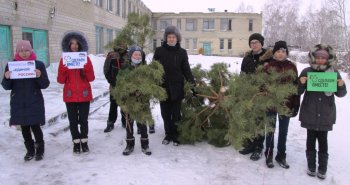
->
xmin=142 ymin=0 xmax=349 ymax=16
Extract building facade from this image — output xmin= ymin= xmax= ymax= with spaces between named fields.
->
xmin=0 ymin=0 xmax=151 ymax=71
xmin=152 ymin=12 xmax=262 ymax=57
xmin=0 ymin=0 xmax=262 ymax=78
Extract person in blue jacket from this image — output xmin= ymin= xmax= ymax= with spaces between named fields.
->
xmin=2 ymin=40 xmax=50 ymax=161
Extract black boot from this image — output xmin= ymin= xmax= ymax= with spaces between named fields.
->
xmin=35 ymin=141 xmax=45 ymax=161
xmin=275 ymin=152 xmax=289 ymax=169
xmin=265 ymin=150 xmax=274 ymax=168
xmin=149 ymin=125 xmax=155 ymax=134
xmin=24 ymin=140 xmax=35 ymax=161
xmin=104 ymin=122 xmax=114 ymax=133
xmin=239 ymin=142 xmax=254 ymax=155
xmin=162 ymin=135 xmax=171 ymax=145
xmin=306 ymin=150 xmax=316 ymax=176
xmin=123 ymin=138 xmax=135 ymax=156
xmin=81 ymin=138 xmax=89 ymax=153
xmin=141 ymin=138 xmax=152 ymax=155
xmin=73 ymin=139 xmax=81 ymax=154
xmin=250 ymin=147 xmax=263 ymax=161
xmin=317 ymin=152 xmax=328 ymax=180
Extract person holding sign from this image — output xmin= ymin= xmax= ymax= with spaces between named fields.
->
xmin=298 ymin=44 xmax=347 ymax=179
xmin=1 ymin=40 xmax=50 ymax=161
xmin=57 ymin=31 xmax=95 ymax=155
xmin=262 ymin=41 xmax=300 ymax=169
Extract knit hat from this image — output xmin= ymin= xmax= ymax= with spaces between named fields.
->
xmin=248 ymin=33 xmax=264 ymax=46
xmin=128 ymin=45 xmax=143 ymax=60
xmin=16 ymin=40 xmax=33 ymax=52
xmin=273 ymin=41 xmax=289 ymax=55
xmin=163 ymin=25 xmax=182 ymax=43
xmin=314 ymin=49 xmax=330 ymax=59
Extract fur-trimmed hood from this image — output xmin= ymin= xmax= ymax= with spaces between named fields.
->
xmin=61 ymin=31 xmax=89 ymax=52
xmin=309 ymin=44 xmax=336 ymax=71
xmin=260 ymin=48 xmax=296 ymax=65
xmin=244 ymin=48 xmax=269 ymax=62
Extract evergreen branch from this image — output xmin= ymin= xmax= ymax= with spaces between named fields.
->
xmin=200 ymin=105 xmax=220 ymax=127
xmin=196 ymin=94 xmax=218 ymax=100
xmin=209 ymin=87 xmax=219 ymax=97
xmin=250 ymin=92 xmax=268 ymax=103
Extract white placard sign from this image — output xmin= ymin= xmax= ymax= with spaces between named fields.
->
xmin=8 ymin=60 xmax=36 ymax=79
xmin=62 ymin=52 xmax=87 ymax=69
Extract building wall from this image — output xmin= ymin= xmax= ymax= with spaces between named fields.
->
xmin=152 ymin=12 xmax=262 ymax=57
xmin=0 ymin=0 xmax=152 ymax=66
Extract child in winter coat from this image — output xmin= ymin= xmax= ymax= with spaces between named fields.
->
xmin=263 ymin=41 xmax=300 ymax=169
xmin=57 ymin=31 xmax=95 ymax=154
xmin=298 ymin=44 xmax=347 ymax=179
xmin=1 ymin=40 xmax=50 ymax=161
xmin=118 ymin=45 xmax=152 ymax=156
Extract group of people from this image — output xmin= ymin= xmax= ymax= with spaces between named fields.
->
xmin=238 ymin=33 xmax=347 ymax=179
xmin=1 ymin=26 xmax=347 ymax=180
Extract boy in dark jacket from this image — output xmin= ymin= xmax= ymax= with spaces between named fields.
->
xmin=239 ymin=33 xmax=267 ymax=161
xmin=153 ymin=25 xmax=195 ymax=146
xmin=103 ymin=43 xmax=128 ymax=132
xmin=299 ymin=44 xmax=347 ymax=179
xmin=2 ymin=40 xmax=50 ymax=161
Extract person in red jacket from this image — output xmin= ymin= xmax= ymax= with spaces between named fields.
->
xmin=57 ymin=31 xmax=95 ymax=154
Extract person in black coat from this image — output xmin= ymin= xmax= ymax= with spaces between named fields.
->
xmin=103 ymin=43 xmax=128 ymax=132
xmin=298 ymin=44 xmax=347 ymax=179
xmin=239 ymin=33 xmax=268 ymax=161
xmin=1 ymin=40 xmax=50 ymax=161
xmin=153 ymin=25 xmax=195 ymax=146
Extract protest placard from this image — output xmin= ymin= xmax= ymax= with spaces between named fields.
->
xmin=62 ymin=52 xmax=87 ymax=69
xmin=307 ymin=72 xmax=337 ymax=92
xmin=8 ymin=60 xmax=36 ymax=79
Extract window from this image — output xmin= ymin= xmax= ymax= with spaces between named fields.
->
xmin=95 ymin=0 xmax=102 ymax=7
xmin=203 ymin=19 xmax=215 ymax=30
xmin=193 ymin=38 xmax=197 ymax=50
xmin=220 ymin=18 xmax=232 ymax=31
xmin=228 ymin=39 xmax=232 ymax=50
xmin=186 ymin=19 xmax=197 ymax=31
xmin=107 ymin=29 xmax=113 ymax=43
xmin=249 ymin=19 xmax=253 ymax=31
xmin=107 ymin=0 xmax=113 ymax=11
xmin=152 ymin=20 xmax=157 ymax=30
xmin=177 ymin=19 xmax=181 ymax=30
xmin=116 ymin=0 xmax=120 ymax=16
xmin=160 ymin=19 xmax=172 ymax=30
xmin=185 ymin=39 xmax=190 ymax=50
xmin=122 ymin=0 xmax=126 ymax=18
xmin=153 ymin=39 xmax=157 ymax=51
xmin=128 ymin=1 xmax=131 ymax=15
xmin=220 ymin=39 xmax=224 ymax=50
xmin=96 ymin=26 xmax=104 ymax=54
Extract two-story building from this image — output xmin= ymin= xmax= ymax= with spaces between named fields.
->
xmin=152 ymin=11 xmax=262 ymax=57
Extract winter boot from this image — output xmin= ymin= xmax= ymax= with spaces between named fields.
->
xmin=265 ymin=150 xmax=274 ymax=168
xmin=275 ymin=152 xmax=289 ymax=169
xmin=239 ymin=142 xmax=254 ymax=155
xmin=35 ymin=141 xmax=45 ymax=161
xmin=250 ymin=147 xmax=263 ymax=161
xmin=73 ymin=139 xmax=81 ymax=154
xmin=306 ymin=150 xmax=317 ymax=176
xmin=104 ymin=121 xmax=114 ymax=133
xmin=81 ymin=138 xmax=89 ymax=153
xmin=162 ymin=135 xmax=171 ymax=145
xmin=317 ymin=152 xmax=328 ymax=180
xmin=141 ymin=138 xmax=152 ymax=155
xmin=24 ymin=140 xmax=35 ymax=161
xmin=149 ymin=125 xmax=155 ymax=134
xmin=122 ymin=138 xmax=135 ymax=156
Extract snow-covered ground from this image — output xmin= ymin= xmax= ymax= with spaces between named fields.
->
xmin=0 ymin=54 xmax=349 ymax=185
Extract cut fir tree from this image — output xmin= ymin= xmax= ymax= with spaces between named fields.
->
xmin=111 ymin=61 xmax=167 ymax=125
xmin=178 ymin=64 xmax=297 ymax=149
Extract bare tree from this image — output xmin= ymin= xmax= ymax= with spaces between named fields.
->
xmin=327 ymin=0 xmax=348 ymax=51
xmin=235 ymin=2 xmax=254 ymax=13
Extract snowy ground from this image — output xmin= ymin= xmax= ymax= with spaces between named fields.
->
xmin=0 ymin=54 xmax=349 ymax=185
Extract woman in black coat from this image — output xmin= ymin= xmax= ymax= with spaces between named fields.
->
xmin=153 ymin=25 xmax=195 ymax=146
xmin=2 ymin=40 xmax=50 ymax=161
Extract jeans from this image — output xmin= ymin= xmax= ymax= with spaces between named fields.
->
xmin=265 ymin=112 xmax=290 ymax=156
